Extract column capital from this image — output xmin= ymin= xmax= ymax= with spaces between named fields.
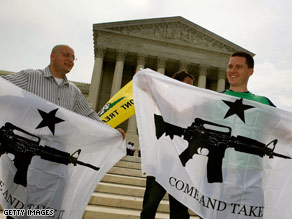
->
xmin=157 ymin=57 xmax=167 ymax=69
xmin=116 ymin=50 xmax=127 ymax=62
xmin=179 ymin=61 xmax=188 ymax=72
xmin=218 ymin=68 xmax=226 ymax=79
xmin=199 ymin=64 xmax=208 ymax=76
xmin=137 ymin=54 xmax=147 ymax=66
xmin=94 ymin=47 xmax=106 ymax=59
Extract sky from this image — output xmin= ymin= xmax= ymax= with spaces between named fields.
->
xmin=1 ymin=0 xmax=292 ymax=112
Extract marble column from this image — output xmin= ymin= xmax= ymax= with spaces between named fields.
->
xmin=136 ymin=54 xmax=147 ymax=72
xmin=126 ymin=54 xmax=147 ymax=153
xmin=110 ymin=50 xmax=127 ymax=97
xmin=88 ymin=47 xmax=106 ymax=111
xmin=217 ymin=68 xmax=226 ymax=92
xmin=157 ymin=57 xmax=166 ymax=74
xmin=127 ymin=54 xmax=146 ymax=135
xmin=198 ymin=65 xmax=208 ymax=88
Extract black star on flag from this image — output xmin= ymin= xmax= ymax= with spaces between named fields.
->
xmin=36 ymin=108 xmax=65 ymax=135
xmin=222 ymin=98 xmax=255 ymax=123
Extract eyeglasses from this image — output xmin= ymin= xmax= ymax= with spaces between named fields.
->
xmin=61 ymin=52 xmax=77 ymax=61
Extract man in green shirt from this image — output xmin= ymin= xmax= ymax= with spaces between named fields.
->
xmin=224 ymin=51 xmax=275 ymax=107
xmin=197 ymin=52 xmax=275 ymax=219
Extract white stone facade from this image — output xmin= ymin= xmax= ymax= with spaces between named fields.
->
xmin=88 ymin=16 xmax=254 ymax=146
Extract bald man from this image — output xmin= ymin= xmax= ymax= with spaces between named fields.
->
xmin=2 ymin=44 xmax=125 ymax=138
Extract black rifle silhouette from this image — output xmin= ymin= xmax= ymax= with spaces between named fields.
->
xmin=0 ymin=122 xmax=100 ymax=187
xmin=154 ymin=114 xmax=291 ymax=183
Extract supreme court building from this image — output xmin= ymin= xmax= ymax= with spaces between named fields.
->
xmin=0 ymin=17 xmax=253 ymax=147
xmin=87 ymin=16 xmax=253 ymax=146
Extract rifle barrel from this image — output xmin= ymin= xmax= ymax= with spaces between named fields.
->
xmin=76 ymin=160 xmax=100 ymax=171
xmin=271 ymin=152 xmax=291 ymax=159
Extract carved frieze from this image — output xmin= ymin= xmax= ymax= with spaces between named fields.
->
xmin=103 ymin=22 xmax=235 ymax=53
xmin=94 ymin=30 xmax=234 ymax=65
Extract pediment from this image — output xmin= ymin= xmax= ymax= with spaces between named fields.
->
xmin=94 ymin=17 xmax=253 ymax=55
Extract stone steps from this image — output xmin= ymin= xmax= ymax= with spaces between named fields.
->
xmin=101 ymin=173 xmax=146 ymax=187
xmin=0 ymin=156 xmax=199 ymax=218
xmin=95 ymin=182 xmax=150 ymax=198
xmin=83 ymin=205 xmax=170 ymax=219
xmin=108 ymin=166 xmax=142 ymax=178
xmin=88 ymin=192 xmax=170 ymax=213
xmin=115 ymin=159 xmax=141 ymax=170
xmin=83 ymin=155 xmax=199 ymax=218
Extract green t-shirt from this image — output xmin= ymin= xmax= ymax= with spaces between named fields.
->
xmin=223 ymin=90 xmax=275 ymax=107
xmin=222 ymin=90 xmax=275 ymax=188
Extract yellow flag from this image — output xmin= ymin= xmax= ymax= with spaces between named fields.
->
xmin=97 ymin=80 xmax=135 ymax=128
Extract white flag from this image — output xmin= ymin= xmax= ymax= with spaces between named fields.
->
xmin=133 ymin=69 xmax=292 ymax=219
xmin=0 ymin=77 xmax=126 ymax=219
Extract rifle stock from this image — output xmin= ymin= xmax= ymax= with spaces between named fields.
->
xmin=154 ymin=114 xmax=183 ymax=139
